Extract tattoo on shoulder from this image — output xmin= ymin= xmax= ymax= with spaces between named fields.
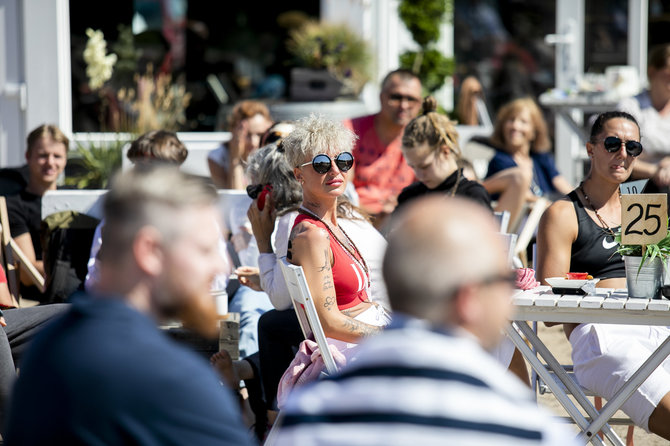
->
xmin=318 ymin=249 xmax=330 ymax=272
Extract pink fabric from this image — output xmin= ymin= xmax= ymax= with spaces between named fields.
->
xmin=515 ymin=268 xmax=540 ymax=290
xmin=277 ymin=339 xmax=348 ymax=409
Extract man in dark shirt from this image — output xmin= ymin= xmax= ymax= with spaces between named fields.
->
xmin=5 ymin=124 xmax=68 ymax=302
xmin=4 ymin=166 xmax=254 ymax=445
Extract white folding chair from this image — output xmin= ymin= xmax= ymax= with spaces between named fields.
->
xmin=278 ymin=257 xmax=339 ymax=375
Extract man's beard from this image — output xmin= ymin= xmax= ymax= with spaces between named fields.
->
xmin=160 ymin=289 xmax=220 ymax=339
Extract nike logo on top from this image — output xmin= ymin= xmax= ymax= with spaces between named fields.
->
xmin=602 ymin=237 xmax=618 ymax=250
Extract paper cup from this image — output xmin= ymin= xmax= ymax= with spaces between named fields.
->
xmin=211 ymin=289 xmax=228 ymax=315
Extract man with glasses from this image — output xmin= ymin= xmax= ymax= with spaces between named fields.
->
xmin=273 ymin=195 xmax=576 ymax=445
xmin=344 ymin=69 xmax=422 ymax=230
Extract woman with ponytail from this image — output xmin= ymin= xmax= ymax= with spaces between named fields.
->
xmin=395 ymin=95 xmax=492 ymax=212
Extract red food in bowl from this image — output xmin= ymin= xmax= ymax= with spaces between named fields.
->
xmin=566 ymin=272 xmax=589 ymax=280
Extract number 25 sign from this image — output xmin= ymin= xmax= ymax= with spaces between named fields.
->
xmin=621 ymin=194 xmax=668 ymax=245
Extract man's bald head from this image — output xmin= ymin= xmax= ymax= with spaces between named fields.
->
xmin=384 ymin=196 xmax=509 ymax=326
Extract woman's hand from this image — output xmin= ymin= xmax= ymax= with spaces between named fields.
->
xmin=247 ymin=196 xmax=277 ymax=253
xmin=235 ymin=266 xmax=262 ymax=291
xmin=228 ymin=120 xmax=249 ymax=162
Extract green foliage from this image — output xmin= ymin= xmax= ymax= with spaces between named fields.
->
xmin=397 ymin=0 xmax=454 ymax=94
xmin=398 ymin=0 xmax=451 ymax=47
xmin=615 ymin=224 xmax=670 ymax=276
xmin=286 ymin=21 xmax=372 ymax=96
xmin=110 ymin=24 xmax=140 ymax=88
xmin=64 ymin=139 xmax=126 ymax=189
xmin=400 ymin=49 xmax=454 ymax=93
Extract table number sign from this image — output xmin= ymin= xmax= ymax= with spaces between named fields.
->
xmin=621 ymin=194 xmax=668 ymax=245
xmin=619 ymin=179 xmax=648 ymax=195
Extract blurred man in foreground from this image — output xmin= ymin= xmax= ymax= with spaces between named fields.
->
xmin=5 ymin=166 xmax=253 ymax=445
xmin=274 ymin=195 xmax=576 ymax=445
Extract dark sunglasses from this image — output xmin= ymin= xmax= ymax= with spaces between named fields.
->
xmin=388 ymin=93 xmax=420 ymax=104
xmin=600 ymin=136 xmax=643 ymax=157
xmin=299 ymin=152 xmax=354 ymax=174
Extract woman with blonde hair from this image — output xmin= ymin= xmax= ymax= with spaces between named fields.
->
xmin=208 ymin=100 xmax=273 ymax=189
xmin=395 ymin=96 xmax=530 ymax=386
xmin=396 ymin=96 xmax=491 ymax=212
xmin=281 ymin=114 xmax=390 ymax=343
xmin=483 ymin=97 xmax=572 ymax=227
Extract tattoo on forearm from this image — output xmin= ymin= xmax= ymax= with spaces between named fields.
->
xmin=323 ymin=295 xmax=336 ymax=311
xmin=342 ymin=318 xmax=381 ymax=337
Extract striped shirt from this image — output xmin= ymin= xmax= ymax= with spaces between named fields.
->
xmin=274 ymin=316 xmax=577 ymax=446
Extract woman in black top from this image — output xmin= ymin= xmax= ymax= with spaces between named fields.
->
xmin=395 ymin=96 xmax=491 ymax=213
xmin=536 ymin=111 xmax=670 ymax=439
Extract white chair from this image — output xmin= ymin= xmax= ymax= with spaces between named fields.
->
xmin=278 ymin=257 xmax=339 ymax=375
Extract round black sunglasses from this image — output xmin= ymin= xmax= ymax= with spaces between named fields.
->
xmin=299 ymin=152 xmax=354 ymax=174
xmin=599 ymin=136 xmax=643 ymax=157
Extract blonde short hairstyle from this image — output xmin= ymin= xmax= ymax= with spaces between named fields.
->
xmin=101 ymin=165 xmax=217 ymax=263
xmin=281 ymin=114 xmax=358 ymax=168
xmin=26 ymin=124 xmax=69 ymax=155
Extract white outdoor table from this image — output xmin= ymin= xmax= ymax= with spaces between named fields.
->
xmin=507 ymin=286 xmax=670 ymax=446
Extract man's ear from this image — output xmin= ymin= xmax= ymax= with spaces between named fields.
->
xmin=452 ymin=284 xmax=482 ymax=328
xmin=132 ymin=226 xmax=164 ymax=277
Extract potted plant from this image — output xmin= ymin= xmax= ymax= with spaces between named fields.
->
xmin=285 ymin=20 xmax=372 ymax=101
xmin=397 ymin=0 xmax=454 ymax=94
xmin=615 ymin=228 xmax=670 ymax=299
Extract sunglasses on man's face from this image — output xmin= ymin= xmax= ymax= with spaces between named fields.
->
xmin=387 ymin=93 xmax=421 ymax=104
xmin=600 ymin=136 xmax=644 ymax=157
xmin=299 ymin=152 xmax=354 ymax=174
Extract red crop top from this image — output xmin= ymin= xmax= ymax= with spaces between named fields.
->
xmin=293 ymin=213 xmax=369 ymax=310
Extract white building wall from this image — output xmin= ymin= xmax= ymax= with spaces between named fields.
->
xmin=0 ymin=0 xmax=71 ymax=168
xmin=0 ymin=0 xmax=26 ymax=167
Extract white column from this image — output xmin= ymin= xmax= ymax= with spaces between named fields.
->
xmin=628 ymin=0 xmax=648 ymax=89
xmin=23 ymin=0 xmax=72 ymax=135
xmin=0 ymin=0 xmax=26 ymax=167
xmin=554 ymin=0 xmax=585 ymax=186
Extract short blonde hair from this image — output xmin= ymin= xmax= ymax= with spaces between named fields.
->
xmin=282 ymin=114 xmax=357 ymax=168
xmin=102 ymin=165 xmax=217 ymax=263
xmin=26 ymin=124 xmax=69 ymax=154
xmin=490 ymin=97 xmax=550 ymax=153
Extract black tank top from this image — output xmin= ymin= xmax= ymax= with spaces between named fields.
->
xmin=568 ymin=190 xmax=625 ymax=279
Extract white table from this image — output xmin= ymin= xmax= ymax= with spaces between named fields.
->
xmin=538 ymin=92 xmax=619 ymax=144
xmin=507 ymin=286 xmax=670 ymax=445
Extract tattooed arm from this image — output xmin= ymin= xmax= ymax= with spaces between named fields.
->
xmin=288 ymin=221 xmax=381 ymax=343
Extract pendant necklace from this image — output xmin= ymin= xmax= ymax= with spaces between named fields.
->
xmin=298 ymin=206 xmax=371 ymax=289
xmin=579 ymin=182 xmax=619 ymax=237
